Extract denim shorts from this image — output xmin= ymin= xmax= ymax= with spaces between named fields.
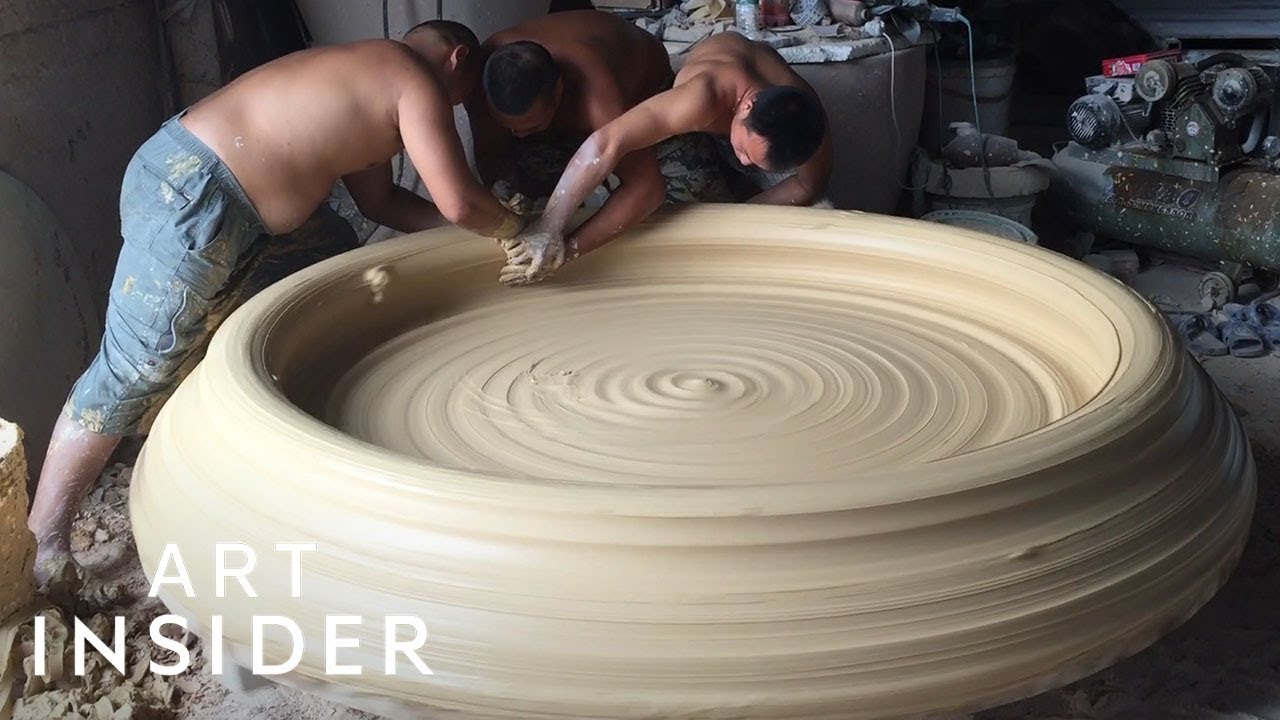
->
xmin=64 ymin=111 xmax=358 ymax=436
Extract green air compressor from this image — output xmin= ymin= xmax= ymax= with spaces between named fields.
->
xmin=1051 ymin=53 xmax=1280 ymax=303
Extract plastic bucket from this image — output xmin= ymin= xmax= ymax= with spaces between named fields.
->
xmin=925 ymin=193 xmax=1038 ymax=227
xmin=921 ymin=209 xmax=1038 ymax=245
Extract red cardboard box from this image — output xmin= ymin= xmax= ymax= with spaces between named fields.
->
xmin=1102 ymin=49 xmax=1182 ymax=78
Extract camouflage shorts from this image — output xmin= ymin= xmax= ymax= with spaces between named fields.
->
xmin=65 ymin=112 xmax=358 ymax=436
xmin=655 ymin=133 xmax=736 ymax=203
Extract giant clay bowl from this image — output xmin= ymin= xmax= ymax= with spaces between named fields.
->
xmin=131 ymin=205 xmax=1255 ymax=719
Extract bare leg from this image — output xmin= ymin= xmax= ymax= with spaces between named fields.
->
xmin=27 ymin=412 xmax=121 ymax=586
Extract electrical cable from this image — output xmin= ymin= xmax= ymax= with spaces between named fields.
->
xmin=885 ymin=23 xmax=927 ymax=192
xmin=933 ymin=41 xmax=954 ymax=198
xmin=959 ymin=14 xmax=995 ymax=199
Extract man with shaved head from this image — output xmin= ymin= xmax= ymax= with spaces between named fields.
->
xmin=28 ymin=20 xmax=525 ymax=589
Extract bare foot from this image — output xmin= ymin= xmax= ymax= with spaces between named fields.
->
xmin=34 ymin=539 xmax=72 ymax=586
xmin=34 ymin=546 xmax=82 ymax=609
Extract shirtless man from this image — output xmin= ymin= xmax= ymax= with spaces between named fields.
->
xmin=465 ymin=10 xmax=674 ymax=260
xmin=499 ymin=31 xmax=831 ymax=285
xmin=28 ymin=20 xmax=524 ymax=585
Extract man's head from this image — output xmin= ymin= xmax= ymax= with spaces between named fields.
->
xmin=729 ymin=86 xmax=826 ymax=172
xmin=483 ymin=41 xmax=563 ymax=138
xmin=403 ymin=20 xmax=481 ymax=104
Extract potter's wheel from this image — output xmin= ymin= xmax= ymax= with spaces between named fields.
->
xmin=131 ymin=205 xmax=1255 ymax=719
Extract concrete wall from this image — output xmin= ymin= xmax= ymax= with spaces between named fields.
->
xmin=796 ymin=46 xmax=926 ymax=213
xmin=0 ymin=0 xmax=164 ymax=469
xmin=1 ymin=0 xmax=165 ymax=296
xmin=164 ymin=0 xmax=223 ymax=107
xmin=295 ymin=0 xmax=552 ymax=45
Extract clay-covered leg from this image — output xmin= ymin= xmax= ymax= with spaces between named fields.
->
xmin=27 ymin=415 xmax=120 ymax=588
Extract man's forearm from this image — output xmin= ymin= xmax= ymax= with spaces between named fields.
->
xmin=373 ymin=187 xmax=447 ymax=234
xmin=451 ymin=190 xmax=526 ymax=239
xmin=568 ymin=174 xmax=665 ymax=256
xmin=541 ymin=133 xmax=620 ymax=233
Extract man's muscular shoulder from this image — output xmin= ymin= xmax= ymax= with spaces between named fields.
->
xmin=673 ymin=66 xmax=728 ymax=105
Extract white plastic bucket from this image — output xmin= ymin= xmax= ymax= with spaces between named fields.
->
xmin=921 ymin=209 xmax=1038 ymax=245
xmin=925 ymin=192 xmax=1038 ymax=227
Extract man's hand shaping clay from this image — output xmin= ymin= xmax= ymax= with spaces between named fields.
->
xmin=499 ymin=221 xmax=571 ymax=286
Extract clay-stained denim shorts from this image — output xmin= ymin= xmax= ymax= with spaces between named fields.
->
xmin=65 ymin=111 xmax=357 ymax=435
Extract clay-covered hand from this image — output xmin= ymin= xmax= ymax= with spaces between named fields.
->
xmin=499 ymin=222 xmax=569 ymax=286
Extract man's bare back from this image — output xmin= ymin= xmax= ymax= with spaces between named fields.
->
xmin=181 ymin=34 xmax=518 ymax=239
xmin=181 ymin=42 xmax=417 ymax=234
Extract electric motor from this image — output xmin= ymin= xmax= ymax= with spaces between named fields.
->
xmin=1068 ymin=94 xmax=1124 ymax=149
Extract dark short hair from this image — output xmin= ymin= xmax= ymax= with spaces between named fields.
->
xmin=483 ymin=41 xmax=560 ymax=116
xmin=404 ymin=19 xmax=479 ymax=51
xmin=746 ymin=86 xmax=826 ymax=171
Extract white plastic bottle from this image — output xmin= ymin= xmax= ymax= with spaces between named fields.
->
xmin=736 ymin=0 xmax=761 ymax=39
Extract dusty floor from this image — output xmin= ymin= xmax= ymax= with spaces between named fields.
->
xmin=11 ymin=254 xmax=1280 ymax=719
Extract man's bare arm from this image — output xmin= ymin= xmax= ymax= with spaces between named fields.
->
xmin=342 ymin=161 xmax=446 ymax=233
xmin=537 ymin=82 xmax=714 ymax=236
xmin=560 ymin=82 xmax=668 ymax=256
xmin=497 ymin=81 xmax=715 ymax=284
xmin=398 ymin=76 xmax=524 ymax=239
xmin=567 ymin=148 xmax=665 ymax=256
xmin=748 ymin=123 xmax=833 ymax=207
